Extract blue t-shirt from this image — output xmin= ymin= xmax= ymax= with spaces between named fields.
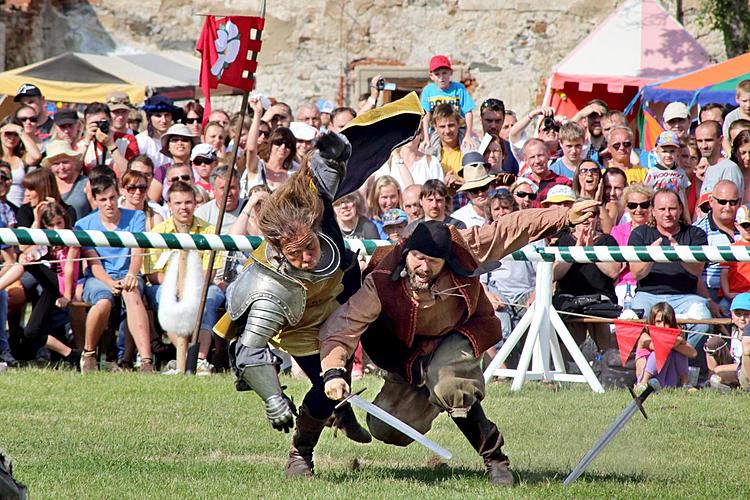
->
xmin=420 ymin=82 xmax=474 ymax=116
xmin=549 ymin=158 xmax=576 ymax=180
xmin=75 ymin=209 xmax=146 ymax=279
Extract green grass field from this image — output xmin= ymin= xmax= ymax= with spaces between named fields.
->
xmin=1 ymin=369 xmax=748 ymax=499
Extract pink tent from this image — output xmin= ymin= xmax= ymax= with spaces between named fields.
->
xmin=543 ymin=0 xmax=710 ymax=118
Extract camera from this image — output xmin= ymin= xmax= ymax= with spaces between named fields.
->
xmin=97 ymin=120 xmax=110 ymax=134
xmin=376 ymin=78 xmax=396 ymax=92
xmin=542 ymin=116 xmax=559 ymax=132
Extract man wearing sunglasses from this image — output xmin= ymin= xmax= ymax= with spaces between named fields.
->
xmin=14 ymin=83 xmax=54 ymax=145
xmin=694 ymin=180 xmax=740 ymax=315
xmin=605 ymin=126 xmax=646 ymax=184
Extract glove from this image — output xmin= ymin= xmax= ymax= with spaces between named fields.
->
xmin=568 ymin=199 xmax=599 ymax=225
xmin=264 ymin=393 xmax=297 ymax=433
xmin=316 ymin=132 xmax=351 ymax=162
xmin=324 ymin=378 xmax=349 ymax=401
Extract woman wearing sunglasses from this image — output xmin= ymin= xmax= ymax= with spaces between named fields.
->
xmin=243 ymin=123 xmax=298 ymax=194
xmin=1 ymin=117 xmax=42 ymax=207
xmin=610 ymin=183 xmax=654 ymax=303
xmin=572 ymin=159 xmax=602 ymax=199
xmin=119 ymin=170 xmax=164 ymax=231
xmin=509 ymin=178 xmax=538 ymax=210
xmin=183 ymin=101 xmax=204 ymax=137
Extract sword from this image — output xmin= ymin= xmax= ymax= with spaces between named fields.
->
xmin=336 ymin=389 xmax=453 ymax=460
xmin=563 ymin=379 xmax=660 ymax=486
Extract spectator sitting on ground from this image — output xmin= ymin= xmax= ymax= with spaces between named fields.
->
xmin=402 ymin=184 xmax=425 ymax=223
xmin=636 ymin=302 xmax=696 ymax=389
xmin=332 ymin=191 xmax=379 ymax=240
xmin=451 ymin=152 xmax=494 ymax=228
xmin=144 ymin=181 xmax=225 ymax=375
xmin=628 ymin=188 xmax=712 ymax=374
xmin=550 ymin=121 xmax=586 ymax=180
xmin=194 ymin=165 xmax=245 ymax=233
xmin=610 ymin=183 xmax=654 ymax=303
xmin=720 ymin=204 xmax=750 ymax=301
xmin=510 ymin=177 xmax=538 ymax=210
xmin=693 ymin=180 xmax=740 ymax=313
xmin=553 ymin=201 xmax=621 ymax=355
xmin=368 ymin=175 xmax=402 ymax=239
xmin=75 ymin=175 xmax=153 ymax=374
xmin=703 ymin=292 xmax=750 ymax=390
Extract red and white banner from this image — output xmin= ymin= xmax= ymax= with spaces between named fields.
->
xmin=196 ymin=15 xmax=265 ymax=121
xmin=613 ymin=320 xmax=643 ymax=367
xmin=649 ymin=325 xmax=682 ymax=372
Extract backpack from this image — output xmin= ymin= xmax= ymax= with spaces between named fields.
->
xmin=594 ymin=348 xmax=637 ymax=389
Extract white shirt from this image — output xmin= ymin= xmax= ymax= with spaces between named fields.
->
xmin=374 ymin=155 xmax=444 ymax=190
xmin=451 ymin=202 xmax=486 ymax=228
xmin=136 ymin=132 xmax=170 ymax=168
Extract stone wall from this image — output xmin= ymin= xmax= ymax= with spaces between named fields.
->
xmin=2 ymin=0 xmax=727 ymax=114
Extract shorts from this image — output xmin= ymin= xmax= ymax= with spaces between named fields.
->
xmin=82 ymin=276 xmax=144 ymax=305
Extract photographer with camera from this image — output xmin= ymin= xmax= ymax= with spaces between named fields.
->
xmin=358 ymin=74 xmax=388 ymax=114
xmin=508 ymin=106 xmax=561 ymax=170
xmin=76 ymin=102 xmax=128 ymax=177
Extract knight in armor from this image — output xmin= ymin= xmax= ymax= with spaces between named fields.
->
xmin=318 ymin=199 xmax=598 ymax=485
xmin=213 ymin=132 xmax=371 ymax=477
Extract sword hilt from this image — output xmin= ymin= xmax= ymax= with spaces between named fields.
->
xmin=628 ymin=379 xmax=660 ymax=419
xmin=335 ymin=387 xmax=367 ymax=410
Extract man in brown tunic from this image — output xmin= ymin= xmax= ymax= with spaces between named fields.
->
xmin=319 ymin=200 xmax=597 ymax=486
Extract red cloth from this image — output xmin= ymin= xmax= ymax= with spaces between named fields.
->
xmin=113 ymin=131 xmax=139 ymax=161
xmin=649 ymin=325 xmax=681 ymax=372
xmin=613 ymin=320 xmax=643 ymax=367
xmin=727 ymin=240 xmax=750 ymax=295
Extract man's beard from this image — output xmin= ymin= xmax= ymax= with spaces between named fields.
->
xmin=406 ymin=263 xmax=437 ymax=292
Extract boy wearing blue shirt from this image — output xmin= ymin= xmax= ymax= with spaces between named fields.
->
xmin=421 ymin=54 xmax=475 ymax=146
xmin=75 ymin=175 xmax=153 ymax=373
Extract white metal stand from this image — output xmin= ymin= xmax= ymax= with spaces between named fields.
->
xmin=483 ymin=262 xmax=605 ymax=393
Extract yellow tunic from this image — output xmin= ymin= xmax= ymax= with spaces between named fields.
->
xmin=213 ymin=241 xmax=344 ymax=357
xmin=143 ymin=217 xmax=224 ymax=275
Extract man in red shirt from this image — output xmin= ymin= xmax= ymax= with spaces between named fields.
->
xmin=522 ymin=138 xmax=571 ymax=207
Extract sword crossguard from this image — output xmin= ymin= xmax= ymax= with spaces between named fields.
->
xmin=335 ymin=387 xmax=367 ymax=410
xmin=627 ymin=386 xmax=648 ymax=419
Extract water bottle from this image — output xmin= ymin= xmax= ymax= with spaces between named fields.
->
xmin=623 ymin=282 xmax=633 ymax=311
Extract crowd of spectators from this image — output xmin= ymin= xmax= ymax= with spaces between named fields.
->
xmin=0 ymin=55 xmax=749 ymax=390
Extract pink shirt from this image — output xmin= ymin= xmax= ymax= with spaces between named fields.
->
xmin=610 ymin=222 xmax=637 ymax=286
xmin=53 ymin=247 xmax=79 ymax=296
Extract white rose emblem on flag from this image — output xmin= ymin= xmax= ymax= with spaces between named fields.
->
xmin=210 ymin=20 xmax=241 ymax=80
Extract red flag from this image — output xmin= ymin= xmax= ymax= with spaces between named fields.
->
xmin=613 ymin=320 xmax=643 ymax=367
xmin=649 ymin=325 xmax=682 ymax=372
xmin=196 ymin=15 xmax=265 ymax=123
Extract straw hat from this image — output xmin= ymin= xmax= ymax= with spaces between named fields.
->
xmin=160 ymin=123 xmax=199 ymax=155
xmin=41 ymin=140 xmax=82 ymax=168
xmin=457 ymin=152 xmax=495 ymax=193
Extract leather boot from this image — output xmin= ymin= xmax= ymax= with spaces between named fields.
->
xmin=284 ymin=406 xmax=328 ymax=478
xmin=331 ymin=404 xmax=372 ymax=443
xmin=452 ymin=403 xmax=514 ymax=486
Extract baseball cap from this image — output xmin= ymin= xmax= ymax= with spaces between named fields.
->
xmin=317 ymin=99 xmax=335 ymax=115
xmin=105 ymin=91 xmax=132 ymax=111
xmin=14 ymin=83 xmax=42 ymax=102
xmin=656 ymin=130 xmax=681 ymax=148
xmin=289 ymin=121 xmax=317 ymax=141
xmin=190 ymin=143 xmax=218 ymax=162
xmin=429 ymin=55 xmax=452 ymax=72
xmin=382 ymin=208 xmax=408 ymax=227
xmin=541 ymin=185 xmax=576 ymax=206
xmin=736 ymin=204 xmax=750 ymax=225
xmin=53 ymin=108 xmax=79 ymax=126
xmin=663 ymin=102 xmax=689 ymax=123
xmin=731 ymin=292 xmax=750 ymax=311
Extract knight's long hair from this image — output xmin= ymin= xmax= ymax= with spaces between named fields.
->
xmin=257 ymin=157 xmax=323 ymax=251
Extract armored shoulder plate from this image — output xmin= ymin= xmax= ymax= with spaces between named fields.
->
xmin=226 ymin=259 xmax=307 ymax=326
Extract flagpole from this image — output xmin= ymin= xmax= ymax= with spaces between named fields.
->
xmin=186 ymin=0 xmax=267 ymax=374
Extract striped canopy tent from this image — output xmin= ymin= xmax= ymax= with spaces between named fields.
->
xmin=0 ymin=51 xmax=235 ymax=104
xmin=543 ymin=0 xmax=710 ymax=119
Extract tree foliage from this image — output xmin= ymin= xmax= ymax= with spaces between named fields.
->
xmin=700 ymin=0 xmax=750 ymax=57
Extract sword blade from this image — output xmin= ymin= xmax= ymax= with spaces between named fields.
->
xmin=563 ymin=401 xmax=639 ymax=485
xmin=347 ymin=395 xmax=453 ymax=460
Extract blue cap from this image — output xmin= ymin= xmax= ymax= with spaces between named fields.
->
xmin=731 ymin=292 xmax=750 ymax=311
xmin=382 ymin=208 xmax=408 ymax=227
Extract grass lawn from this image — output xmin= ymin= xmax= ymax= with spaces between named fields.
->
xmin=1 ymin=369 xmax=748 ymax=499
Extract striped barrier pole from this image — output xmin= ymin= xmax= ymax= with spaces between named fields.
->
xmin=2 ymin=228 xmax=750 ymax=262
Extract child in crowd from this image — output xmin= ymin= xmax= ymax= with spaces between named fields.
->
xmin=721 ymin=79 xmax=750 ymax=140
xmin=549 ymin=122 xmax=586 ymax=180
xmin=636 ymin=302 xmax=697 ymax=389
xmin=720 ymin=205 xmax=750 ymax=301
xmin=703 ymin=292 xmax=750 ymax=390
xmin=420 ymin=55 xmax=475 ymax=147
xmin=644 ymin=131 xmax=691 ymax=220
xmin=381 ymin=208 xmax=408 ymax=243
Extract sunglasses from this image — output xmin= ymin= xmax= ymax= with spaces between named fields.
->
xmin=480 ymin=98 xmax=504 ymax=114
xmin=515 ymin=191 xmax=537 ymax=200
xmin=579 ymin=167 xmax=600 ymax=175
xmin=272 ymin=139 xmax=292 ymax=148
xmin=169 ymin=136 xmax=192 ymax=143
xmin=468 ymin=185 xmax=491 ymax=195
xmin=193 ymin=157 xmax=215 ymax=166
xmin=259 ymin=130 xmax=270 ymax=138
xmin=2 ymin=132 xmax=19 ymax=138
xmin=627 ymin=201 xmax=651 ymax=210
xmin=18 ymin=116 xmax=38 ymax=123
xmin=169 ymin=175 xmax=192 ymax=183
xmin=0 ymin=174 xmax=11 ymax=182
xmin=185 ymin=117 xmax=201 ymax=124
xmin=739 ymin=223 xmax=750 ymax=230
xmin=713 ymin=196 xmax=740 ymax=206
xmin=611 ymin=141 xmax=632 ymax=150
xmin=125 ymin=184 xmax=148 ymax=193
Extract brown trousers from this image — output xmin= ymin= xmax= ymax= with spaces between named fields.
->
xmin=367 ymin=333 xmax=486 ymax=446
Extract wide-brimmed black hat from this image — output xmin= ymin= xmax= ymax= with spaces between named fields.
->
xmin=390 ymin=221 xmax=473 ymax=280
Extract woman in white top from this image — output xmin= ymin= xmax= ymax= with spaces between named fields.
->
xmin=135 ymin=96 xmax=178 ymax=173
xmin=241 ymin=126 xmax=298 ymax=193
xmin=0 ymin=119 xmax=41 ymax=207
xmin=369 ymin=128 xmax=443 ymax=194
